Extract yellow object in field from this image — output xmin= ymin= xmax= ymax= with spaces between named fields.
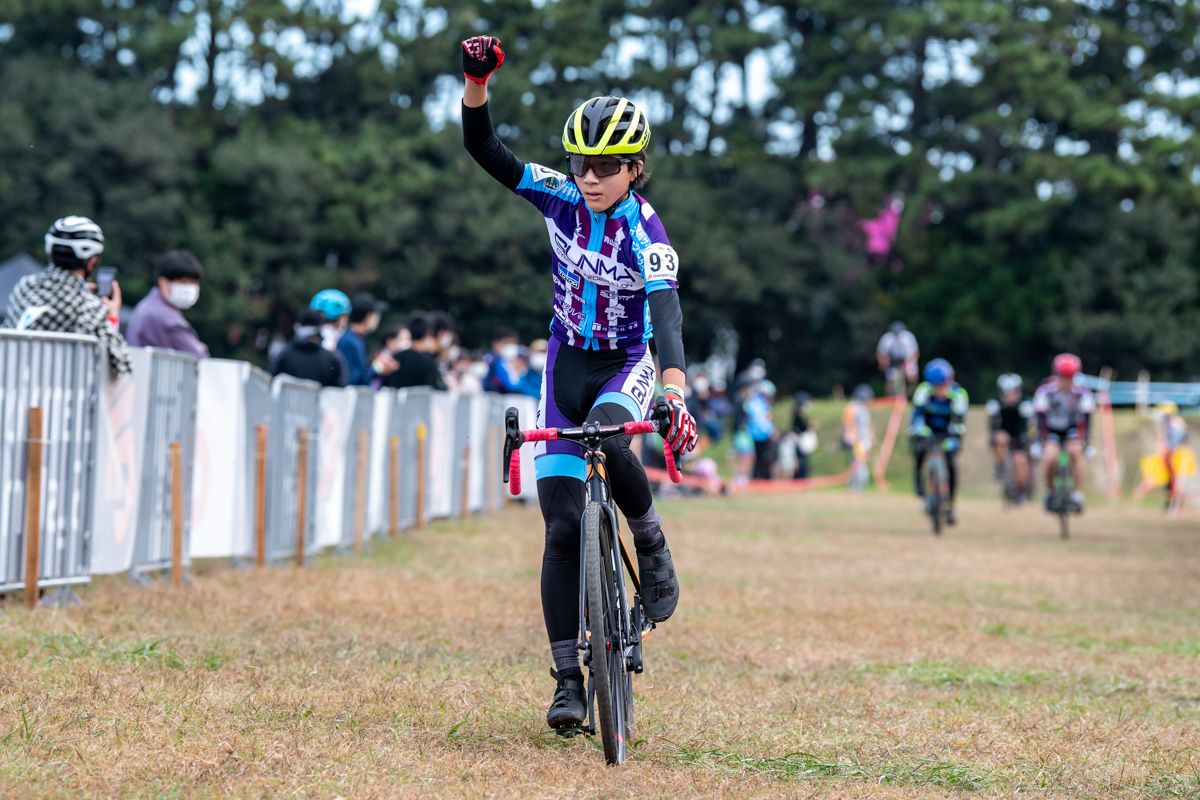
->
xmin=1139 ymin=447 xmax=1196 ymax=487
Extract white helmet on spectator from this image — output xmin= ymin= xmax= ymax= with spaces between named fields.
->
xmin=46 ymin=216 xmax=105 ymax=272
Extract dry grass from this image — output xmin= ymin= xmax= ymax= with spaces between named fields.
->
xmin=2 ymin=491 xmax=1199 ymax=799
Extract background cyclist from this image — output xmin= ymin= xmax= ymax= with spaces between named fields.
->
xmin=986 ymin=373 xmax=1034 ymax=499
xmin=876 ymin=321 xmax=919 ymax=396
xmin=910 ymin=358 xmax=968 ymax=525
xmin=1031 ymin=353 xmax=1094 ymax=512
xmin=460 ymin=36 xmax=698 ymax=730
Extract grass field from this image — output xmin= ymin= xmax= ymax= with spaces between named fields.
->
xmin=2 ymin=491 xmax=1199 ymax=798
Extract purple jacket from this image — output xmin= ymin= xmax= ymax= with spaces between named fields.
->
xmin=126 ymin=287 xmax=208 ymax=358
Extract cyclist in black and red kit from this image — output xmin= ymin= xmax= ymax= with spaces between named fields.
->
xmin=459 ymin=36 xmax=698 ymax=730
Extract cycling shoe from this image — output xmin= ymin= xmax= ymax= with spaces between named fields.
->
xmin=637 ymin=540 xmax=679 ymax=623
xmin=546 ymin=668 xmax=586 ymax=729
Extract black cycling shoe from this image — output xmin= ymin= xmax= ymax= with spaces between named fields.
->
xmin=637 ymin=540 xmax=679 ymax=623
xmin=546 ymin=668 xmax=586 ymax=729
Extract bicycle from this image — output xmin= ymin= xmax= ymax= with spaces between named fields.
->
xmin=1000 ymin=448 xmax=1022 ymax=506
xmin=503 ymin=398 xmax=682 ymax=765
xmin=1047 ymin=449 xmax=1076 ymax=539
xmin=916 ymin=434 xmax=955 ymax=535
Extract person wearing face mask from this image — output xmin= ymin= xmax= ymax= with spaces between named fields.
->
xmin=483 ymin=327 xmax=523 ymax=394
xmin=385 ymin=312 xmax=445 ymax=390
xmin=126 ymin=250 xmax=209 ymax=358
xmin=4 ymin=216 xmax=132 ymax=376
xmin=516 ymin=338 xmax=549 ymax=397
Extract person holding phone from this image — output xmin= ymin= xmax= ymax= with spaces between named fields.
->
xmin=126 ymin=250 xmax=209 ymax=357
xmin=2 ymin=216 xmax=132 ymax=377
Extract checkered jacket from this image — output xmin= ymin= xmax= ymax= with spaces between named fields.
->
xmin=2 ymin=265 xmax=133 ymax=376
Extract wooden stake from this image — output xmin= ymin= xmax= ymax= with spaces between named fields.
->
xmin=416 ymin=423 xmax=427 ymax=530
xmin=388 ymin=436 xmax=400 ymax=537
xmin=354 ymin=429 xmax=368 ymax=555
xmin=254 ymin=424 xmax=269 ymax=567
xmin=170 ymin=441 xmax=184 ymax=586
xmin=24 ymin=407 xmax=43 ymax=611
xmin=460 ymin=443 xmax=471 ymax=519
xmin=296 ymin=428 xmax=309 ymax=566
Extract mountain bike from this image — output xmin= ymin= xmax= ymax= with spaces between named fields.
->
xmin=1048 ymin=449 xmax=1075 ymax=539
xmin=503 ymin=398 xmax=681 ymax=765
xmin=1000 ymin=448 xmax=1022 ymax=506
xmin=917 ymin=435 xmax=954 ymax=535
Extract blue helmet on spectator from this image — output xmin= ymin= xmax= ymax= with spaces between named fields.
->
xmin=310 ymin=289 xmax=351 ymax=322
xmin=924 ymin=358 xmax=953 ymax=385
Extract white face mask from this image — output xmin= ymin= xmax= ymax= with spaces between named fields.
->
xmin=499 ymin=343 xmax=519 ymax=360
xmin=469 ymin=362 xmax=489 ymax=379
xmin=166 ymin=282 xmax=199 ymax=310
xmin=693 ymin=376 xmax=710 ymax=394
xmin=439 ymin=332 xmax=454 ymax=349
xmin=529 ymin=352 xmax=547 ymax=372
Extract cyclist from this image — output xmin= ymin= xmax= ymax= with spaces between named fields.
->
xmin=1031 ymin=353 xmax=1094 ymax=513
xmin=2 ymin=216 xmax=131 ymax=377
xmin=986 ymin=373 xmax=1034 ymax=497
xmin=876 ymin=321 xmax=919 ymax=396
xmin=1156 ymin=401 xmax=1189 ymax=509
xmin=910 ymin=359 xmax=968 ymax=524
xmin=460 ymin=35 xmax=697 ymax=730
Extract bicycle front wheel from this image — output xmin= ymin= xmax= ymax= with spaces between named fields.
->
xmin=927 ymin=462 xmax=943 ymax=536
xmin=584 ymin=501 xmax=629 ymax=765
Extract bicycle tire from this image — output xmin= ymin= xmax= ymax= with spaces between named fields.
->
xmin=584 ymin=502 xmax=627 ymax=765
xmin=1057 ymin=455 xmax=1071 ymax=540
xmin=927 ymin=461 xmax=942 ymax=536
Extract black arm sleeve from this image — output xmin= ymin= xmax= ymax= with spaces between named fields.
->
xmin=647 ymin=289 xmax=686 ymax=374
xmin=462 ymin=101 xmax=525 ymax=191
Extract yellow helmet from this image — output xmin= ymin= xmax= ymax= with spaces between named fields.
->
xmin=1156 ymin=401 xmax=1179 ymax=415
xmin=562 ymin=96 xmax=651 ymax=155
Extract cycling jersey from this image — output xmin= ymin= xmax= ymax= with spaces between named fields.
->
xmin=877 ymin=330 xmax=918 ymax=366
xmin=1033 ymin=380 xmax=1094 ymax=440
xmin=986 ymin=394 xmax=1033 ymax=443
xmin=911 ymin=381 xmax=969 ymax=437
xmin=514 ymin=163 xmax=678 ymax=350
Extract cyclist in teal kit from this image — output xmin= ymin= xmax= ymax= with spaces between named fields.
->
xmin=460 ymin=35 xmax=698 ymax=730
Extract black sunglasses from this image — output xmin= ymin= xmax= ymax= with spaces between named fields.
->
xmin=565 ymin=154 xmax=632 ymax=179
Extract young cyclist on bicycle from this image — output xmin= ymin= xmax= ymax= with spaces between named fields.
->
xmin=986 ymin=373 xmax=1034 ymax=496
xmin=910 ymin=358 xmax=968 ymax=524
xmin=1031 ymin=353 xmax=1094 ymax=512
xmin=460 ymin=36 xmax=698 ymax=730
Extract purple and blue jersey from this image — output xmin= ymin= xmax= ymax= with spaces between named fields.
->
xmin=513 ymin=162 xmax=680 ymax=351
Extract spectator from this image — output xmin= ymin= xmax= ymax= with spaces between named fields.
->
xmin=337 ymin=293 xmax=396 ymax=386
xmin=3 ymin=216 xmax=131 ymax=377
xmin=381 ymin=324 xmax=410 ymax=354
xmin=686 ymin=371 xmax=724 ymax=445
xmin=515 ymin=339 xmax=548 ymax=397
xmin=385 ymin=312 xmax=445 ymax=390
xmin=271 ymin=309 xmax=347 ymax=387
xmin=483 ymin=326 xmax=522 ymax=393
xmin=449 ymin=349 xmax=486 ymax=393
xmin=429 ymin=310 xmax=457 ymax=371
xmin=126 ymin=250 xmax=209 ymax=357
xmin=310 ymin=289 xmax=351 ymax=351
xmin=747 ymin=379 xmax=778 ymax=480
xmin=843 ymin=384 xmax=876 ymax=490
xmin=791 ymin=391 xmax=818 ymax=480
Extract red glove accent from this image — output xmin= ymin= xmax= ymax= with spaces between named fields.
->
xmin=664 ymin=396 xmax=698 ymax=454
xmin=462 ymin=36 xmax=504 ymax=85
xmin=107 ymin=315 xmax=120 ymax=328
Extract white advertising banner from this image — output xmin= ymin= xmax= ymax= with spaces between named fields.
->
xmin=190 ymin=360 xmax=250 ymax=559
xmin=91 ymin=349 xmax=152 ymax=574
xmin=366 ymin=390 xmax=393 ymax=536
xmin=468 ymin=394 xmax=489 ymax=512
xmin=315 ymin=387 xmax=355 ymax=549
xmin=427 ymin=391 xmax=455 ymax=519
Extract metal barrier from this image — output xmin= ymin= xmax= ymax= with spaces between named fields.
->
xmin=266 ymin=375 xmax=320 ymax=563
xmin=0 ymin=330 xmax=102 ymax=599
xmin=338 ymin=386 xmax=375 ymax=551
xmin=396 ymin=387 xmax=431 ymax=529
xmin=450 ymin=394 xmax=472 ymax=518
xmin=129 ymin=348 xmax=199 ymax=581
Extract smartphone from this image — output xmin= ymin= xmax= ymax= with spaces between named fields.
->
xmin=95 ymin=267 xmax=117 ymax=299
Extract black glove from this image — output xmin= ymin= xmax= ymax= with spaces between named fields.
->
xmin=462 ymin=36 xmax=504 ymax=85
